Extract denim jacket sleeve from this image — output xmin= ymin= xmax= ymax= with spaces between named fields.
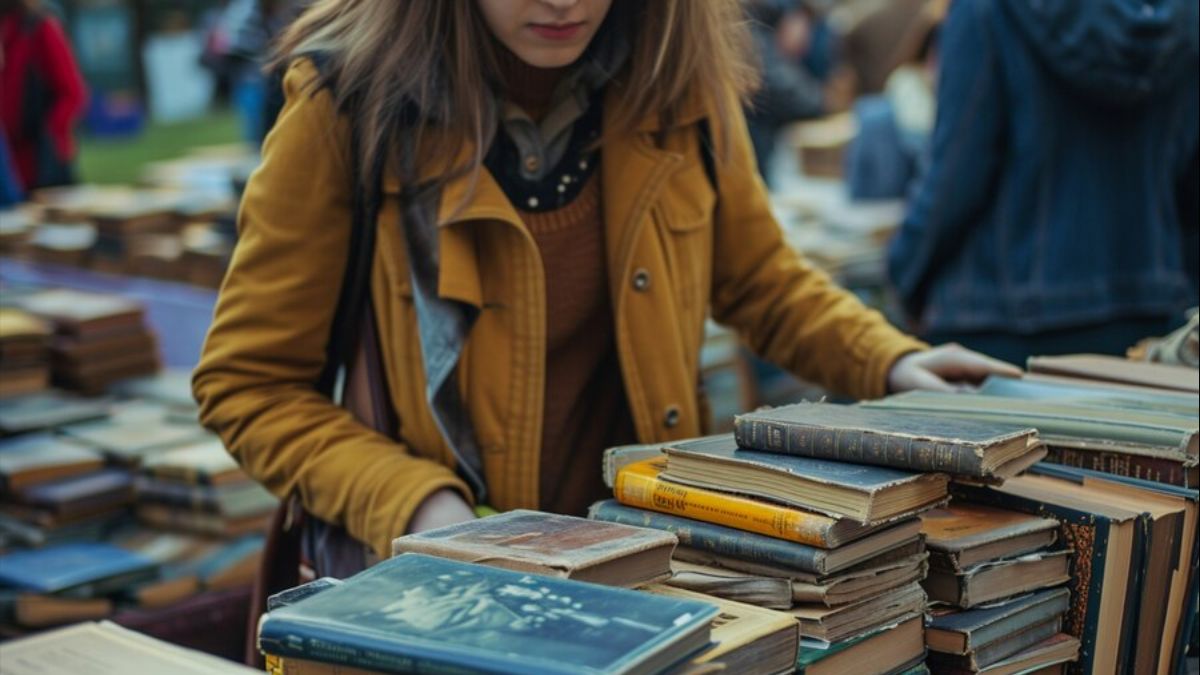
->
xmin=887 ymin=0 xmax=1006 ymax=322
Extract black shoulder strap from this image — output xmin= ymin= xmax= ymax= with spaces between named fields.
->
xmin=318 ymin=127 xmax=384 ymax=399
xmin=698 ymin=119 xmax=718 ymax=193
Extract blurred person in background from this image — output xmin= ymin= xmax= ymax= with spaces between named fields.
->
xmin=845 ymin=0 xmax=946 ymax=200
xmin=889 ymin=0 xmax=1199 ymax=365
xmin=745 ymin=0 xmax=829 ymax=183
xmin=0 ymin=0 xmax=86 ymax=191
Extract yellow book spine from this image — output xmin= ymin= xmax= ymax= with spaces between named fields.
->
xmin=613 ymin=458 xmax=835 ymax=547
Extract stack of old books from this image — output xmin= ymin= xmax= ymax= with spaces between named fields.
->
xmin=133 ymin=436 xmax=277 ymax=538
xmin=0 ymin=433 xmax=134 ymax=551
xmin=590 ymin=402 xmax=1048 ymax=674
xmin=15 ymin=289 xmax=159 ymax=394
xmin=0 ymin=309 xmax=52 ymax=399
xmin=920 ymin=502 xmax=1078 ymax=673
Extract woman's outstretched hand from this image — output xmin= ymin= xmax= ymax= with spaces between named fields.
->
xmin=887 ymin=344 xmax=1023 ymax=393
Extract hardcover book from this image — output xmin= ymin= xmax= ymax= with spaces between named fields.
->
xmin=11 ymin=468 xmax=135 ymax=518
xmin=140 ymin=437 xmax=243 ymax=485
xmin=788 ymin=582 xmax=926 ymax=643
xmin=0 ymin=433 xmax=104 ymax=490
xmin=588 ymin=500 xmax=923 ymax=576
xmin=923 ymin=548 xmax=1071 ymax=609
xmin=864 ymin=391 xmax=1198 ymax=462
xmin=16 ymin=289 xmax=145 ymax=338
xmin=926 ymin=587 xmax=1071 ymax=655
xmin=927 ymin=617 xmax=1063 ymax=672
xmin=979 ymin=375 xmax=1198 ymax=418
xmin=661 ymin=435 xmax=948 ymax=523
xmin=734 ymin=402 xmax=1044 ymax=480
xmin=644 ymin=584 xmax=800 ymax=675
xmin=794 ymin=614 xmax=925 ymax=675
xmin=257 ymin=553 xmax=719 ymax=675
xmin=920 ymin=503 xmax=1059 ymax=571
xmin=0 ymin=542 xmax=157 ymax=595
xmin=60 ymin=415 xmax=210 ymax=466
xmin=392 ymin=509 xmax=676 ymax=587
xmin=614 ymin=457 xmax=888 ymax=548
xmin=938 ymin=633 xmax=1081 ymax=675
xmin=1027 ymin=354 xmax=1200 ymax=393
xmin=134 ymin=476 xmax=277 ymax=518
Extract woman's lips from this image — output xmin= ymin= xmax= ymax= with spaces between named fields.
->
xmin=529 ymin=22 xmax=584 ymax=41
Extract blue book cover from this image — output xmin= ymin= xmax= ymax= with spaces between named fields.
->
xmin=258 ymin=553 xmax=718 ymax=675
xmin=17 ymin=468 xmax=134 ymax=509
xmin=0 ymin=542 xmax=156 ymax=594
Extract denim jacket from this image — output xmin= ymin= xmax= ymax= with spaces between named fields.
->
xmin=888 ymin=0 xmax=1199 ymax=334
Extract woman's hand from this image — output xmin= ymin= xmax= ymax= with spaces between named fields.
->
xmin=887 ymin=344 xmax=1022 ymax=393
xmin=407 ymin=489 xmax=476 ymax=533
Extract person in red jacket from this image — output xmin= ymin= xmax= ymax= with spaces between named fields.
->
xmin=1 ymin=0 xmax=87 ymax=191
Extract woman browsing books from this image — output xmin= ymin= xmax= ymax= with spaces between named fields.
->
xmin=192 ymin=0 xmax=1018 ymax=571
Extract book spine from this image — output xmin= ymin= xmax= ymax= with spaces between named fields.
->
xmin=588 ymin=500 xmax=825 ymax=574
xmin=734 ymin=417 xmax=987 ymax=476
xmin=614 ymin=463 xmax=836 ymax=547
xmin=259 ymin=618 xmax=557 ymax=675
xmin=1043 ymin=446 xmax=1197 ymax=488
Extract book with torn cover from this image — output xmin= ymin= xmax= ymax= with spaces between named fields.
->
xmin=923 ymin=549 xmax=1071 ymax=608
xmin=734 ymin=402 xmax=1044 ymax=480
xmin=925 ymin=587 xmax=1071 ymax=656
xmin=392 ymin=509 xmax=675 ymax=587
xmin=789 ymin=582 xmax=926 ymax=643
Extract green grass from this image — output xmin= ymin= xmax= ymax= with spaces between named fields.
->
xmin=77 ymin=109 xmax=243 ymax=185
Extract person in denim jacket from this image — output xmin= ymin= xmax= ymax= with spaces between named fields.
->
xmin=888 ymin=0 xmax=1199 ymax=364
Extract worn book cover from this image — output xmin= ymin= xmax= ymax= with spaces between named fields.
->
xmin=926 ymin=587 xmax=1071 ymax=655
xmin=923 ymin=549 xmax=1071 ymax=608
xmin=16 ymin=289 xmax=145 ymax=338
xmin=865 ymin=391 xmax=1198 ymax=461
xmin=644 ymin=584 xmax=799 ymax=675
xmin=788 ymin=582 xmax=926 ymax=643
xmin=1027 ymin=354 xmax=1199 ymax=394
xmin=257 ymin=553 xmax=719 ymax=675
xmin=662 ymin=435 xmax=948 ymax=523
xmin=588 ymin=499 xmax=922 ymax=576
xmin=927 ymin=617 xmax=1062 ymax=672
xmin=0 ymin=542 xmax=157 ymax=595
xmin=0 ymin=433 xmax=104 ymax=490
xmin=921 ymin=503 xmax=1059 ymax=571
xmin=392 ymin=509 xmax=676 ymax=587
xmin=735 ymin=402 xmax=1041 ymax=479
xmin=614 ymin=457 xmax=884 ymax=548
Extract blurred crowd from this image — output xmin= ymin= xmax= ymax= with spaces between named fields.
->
xmin=3 ymin=0 xmax=1197 ymax=366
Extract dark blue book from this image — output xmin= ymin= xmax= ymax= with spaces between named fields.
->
xmin=0 ymin=542 xmax=157 ymax=595
xmin=258 ymin=553 xmax=718 ymax=675
xmin=587 ymin=500 xmax=921 ymax=576
xmin=926 ymin=588 xmax=1070 ymax=655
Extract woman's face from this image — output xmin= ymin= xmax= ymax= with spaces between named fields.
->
xmin=477 ymin=0 xmax=614 ymax=69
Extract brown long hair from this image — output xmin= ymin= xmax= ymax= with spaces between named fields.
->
xmin=274 ymin=0 xmax=758 ymax=189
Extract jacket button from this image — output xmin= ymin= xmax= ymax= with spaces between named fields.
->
xmin=523 ymin=154 xmax=541 ymax=173
xmin=663 ymin=405 xmax=681 ymax=428
xmin=632 ymin=268 xmax=651 ymax=292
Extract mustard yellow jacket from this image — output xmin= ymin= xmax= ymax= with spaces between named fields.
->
xmin=193 ymin=60 xmax=926 ymax=558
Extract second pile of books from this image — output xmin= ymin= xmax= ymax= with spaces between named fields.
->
xmin=921 ymin=502 xmax=1079 ymax=674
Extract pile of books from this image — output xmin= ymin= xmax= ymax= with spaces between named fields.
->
xmin=15 ymin=289 xmax=159 ymax=394
xmin=0 ymin=308 xmax=52 ymax=399
xmin=588 ymin=402 xmax=1046 ymax=674
xmin=921 ymin=502 xmax=1078 ymax=673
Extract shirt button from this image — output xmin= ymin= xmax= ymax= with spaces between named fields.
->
xmin=663 ymin=405 xmax=681 ymax=429
xmin=523 ymin=155 xmax=541 ymax=173
xmin=632 ymin=268 xmax=651 ymax=292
